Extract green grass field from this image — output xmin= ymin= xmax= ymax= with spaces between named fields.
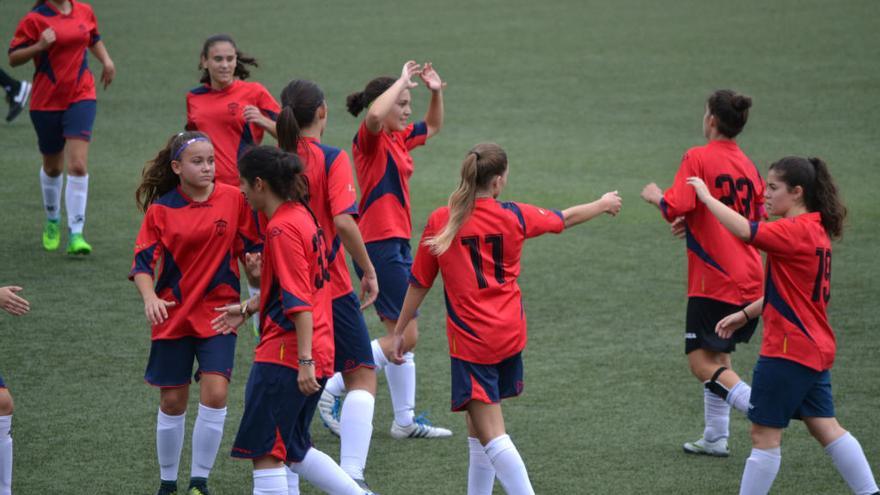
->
xmin=1 ymin=0 xmax=878 ymax=493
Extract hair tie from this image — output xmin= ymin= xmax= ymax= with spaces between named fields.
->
xmin=173 ymin=137 xmax=210 ymax=160
xmin=472 ymin=151 xmax=481 ymax=160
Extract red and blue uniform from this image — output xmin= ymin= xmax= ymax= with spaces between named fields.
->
xmin=298 ymin=137 xmax=374 ymax=373
xmin=231 ymin=201 xmax=333 ymax=463
xmin=410 ymin=198 xmax=565 ymax=410
xmin=9 ymin=0 xmax=101 ymax=153
xmin=746 ymin=212 xmax=838 ymax=427
xmin=186 ymin=80 xmax=280 ymax=187
xmin=129 ymin=183 xmax=261 ymax=386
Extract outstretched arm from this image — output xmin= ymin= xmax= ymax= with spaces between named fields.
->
xmin=687 ymin=177 xmax=751 ymax=241
xmin=562 ymin=191 xmax=622 ymax=228
xmin=365 ymin=61 xmax=420 ymax=133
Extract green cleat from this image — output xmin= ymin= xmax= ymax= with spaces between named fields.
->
xmin=66 ymin=233 xmax=92 ymax=255
xmin=42 ymin=219 xmax=60 ymax=251
xmin=155 ymin=480 xmax=178 ymax=495
xmin=187 ymin=478 xmax=211 ymax=495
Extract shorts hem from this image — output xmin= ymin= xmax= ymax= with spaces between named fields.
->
xmin=339 ymin=363 xmax=377 ymax=374
xmin=61 ymin=135 xmax=91 ymax=142
xmin=145 ymin=378 xmax=191 ymax=389
xmin=196 ymin=370 xmax=232 ymax=382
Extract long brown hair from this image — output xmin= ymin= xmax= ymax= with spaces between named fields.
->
xmin=769 ymin=156 xmax=847 ymax=239
xmin=135 ymin=131 xmax=210 ymax=212
xmin=237 ymin=145 xmax=309 ymax=204
xmin=425 ymin=143 xmax=508 ymax=255
xmin=277 ymin=79 xmax=325 ymax=152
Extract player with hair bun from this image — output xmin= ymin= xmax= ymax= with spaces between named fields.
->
xmin=641 ymin=89 xmax=765 ymax=457
xmin=392 ymin=143 xmax=621 ymax=495
xmin=131 ymin=131 xmax=262 ymax=495
xmin=688 ymin=156 xmax=878 ymax=495
xmin=320 ymin=61 xmax=451 ymax=440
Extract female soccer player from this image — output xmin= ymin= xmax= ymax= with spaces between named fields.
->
xmin=276 ymin=79 xmax=381 ymax=491
xmin=326 ymin=61 xmax=450 ymax=439
xmin=688 ymin=157 xmax=878 ymax=495
xmin=391 ymin=143 xmax=622 ymax=495
xmin=131 ymin=131 xmax=261 ymax=495
xmin=0 ymin=285 xmax=29 ymax=495
xmin=213 ymin=145 xmax=369 ymax=495
xmin=8 ymin=0 xmax=115 ymax=255
xmin=641 ymin=90 xmax=764 ymax=457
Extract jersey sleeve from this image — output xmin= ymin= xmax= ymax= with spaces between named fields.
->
xmin=409 ymin=214 xmax=440 ymax=289
xmin=129 ymin=208 xmax=163 ymax=280
xmin=184 ymin=93 xmax=196 ymax=131
xmin=403 ymin=121 xmax=428 ymax=151
xmin=752 ymin=173 xmax=768 ymax=221
xmin=659 ymin=151 xmax=699 ymax=222
xmin=236 ymin=193 xmax=263 ymax=256
xmin=749 ymin=218 xmax=805 ymax=256
xmin=504 ymin=202 xmax=565 ymax=239
xmin=9 ymin=15 xmax=40 ymax=53
xmin=354 ymin=120 xmax=381 ymax=157
xmin=327 ymin=150 xmax=359 ymax=218
xmin=87 ymin=5 xmax=101 ymax=46
xmin=257 ymin=85 xmax=280 ymax=121
xmin=269 ymin=226 xmax=314 ymax=317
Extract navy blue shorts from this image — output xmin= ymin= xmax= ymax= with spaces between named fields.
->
xmin=332 ymin=292 xmax=376 ymax=373
xmin=685 ymin=296 xmax=758 ymax=354
xmin=450 ymin=353 xmax=524 ymax=412
xmin=29 ymin=99 xmax=97 ymax=155
xmin=231 ymin=363 xmax=326 ymax=463
xmin=748 ymin=356 xmax=835 ymax=428
xmin=144 ymin=334 xmax=237 ymax=388
xmin=354 ymin=238 xmax=413 ymax=321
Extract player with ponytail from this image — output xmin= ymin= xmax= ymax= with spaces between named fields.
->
xmin=392 ymin=143 xmax=622 ymax=494
xmin=688 ymin=157 xmax=878 ymax=495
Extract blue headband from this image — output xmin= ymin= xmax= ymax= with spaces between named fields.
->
xmin=172 ymin=137 xmax=210 ymax=160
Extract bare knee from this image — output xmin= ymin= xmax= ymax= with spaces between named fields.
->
xmin=0 ymin=391 xmax=13 ymax=416
xmin=342 ymin=367 xmax=377 ymax=395
xmin=159 ymin=386 xmax=189 ymax=415
xmin=199 ymin=375 xmax=229 ymax=409
xmin=42 ymin=154 xmax=64 ymax=176
xmin=804 ymin=417 xmax=847 ymax=447
xmin=750 ymin=424 xmax=782 ymax=449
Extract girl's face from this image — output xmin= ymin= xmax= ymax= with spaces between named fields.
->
xmin=702 ymin=105 xmax=716 ymax=140
xmin=239 ymin=176 xmax=270 ymax=212
xmin=383 ymin=89 xmax=412 ymax=132
xmin=764 ymin=169 xmax=803 ymax=217
xmin=202 ymin=41 xmax=237 ymax=88
xmin=171 ymin=141 xmax=214 ymax=190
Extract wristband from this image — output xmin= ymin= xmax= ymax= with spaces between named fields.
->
xmin=240 ymin=301 xmax=248 ymax=317
xmin=741 ymin=309 xmax=751 ymax=321
xmin=298 ymin=358 xmax=315 ymax=366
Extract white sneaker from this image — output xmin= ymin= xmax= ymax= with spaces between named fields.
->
xmin=6 ymin=80 xmax=31 ymax=122
xmin=390 ymin=414 xmax=452 ymax=439
xmin=317 ymin=388 xmax=341 ymax=437
xmin=683 ymin=436 xmax=729 ymax=457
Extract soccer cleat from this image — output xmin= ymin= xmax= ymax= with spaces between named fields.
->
xmin=354 ymin=478 xmax=379 ymax=494
xmin=66 ymin=233 xmax=92 ymax=255
xmin=187 ymin=478 xmax=211 ymax=495
xmin=6 ymin=80 xmax=31 ymax=122
xmin=683 ymin=436 xmax=730 ymax=457
xmin=42 ymin=219 xmax=60 ymax=251
xmin=155 ymin=480 xmax=178 ymax=495
xmin=390 ymin=414 xmax=453 ymax=439
xmin=317 ymin=388 xmax=342 ymax=437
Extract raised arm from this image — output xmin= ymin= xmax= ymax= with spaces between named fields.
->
xmin=419 ymin=62 xmax=445 ymax=138
xmin=687 ymin=177 xmax=751 ymax=241
xmin=364 ymin=61 xmax=420 ymax=133
xmin=561 ymin=191 xmax=622 ymax=228
xmin=334 ymin=213 xmax=379 ymax=308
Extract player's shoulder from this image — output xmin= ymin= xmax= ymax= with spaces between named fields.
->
xmin=75 ymin=1 xmax=96 ymax=15
xmin=188 ymin=84 xmax=211 ymax=96
xmin=311 ymin=142 xmax=347 ymax=172
xmin=152 ymin=187 xmax=189 ymax=210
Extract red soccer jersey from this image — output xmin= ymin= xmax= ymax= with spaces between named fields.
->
xmin=255 ymin=202 xmax=334 ymax=378
xmin=659 ymin=140 xmax=765 ymax=305
xmin=352 ymin=120 xmax=428 ymax=243
xmin=185 ymin=80 xmax=280 ymax=187
xmin=298 ymin=137 xmax=359 ymax=299
xmin=9 ymin=1 xmax=100 ymax=111
xmin=410 ymin=198 xmax=565 ymax=364
xmin=129 ymin=183 xmax=261 ymax=341
xmin=749 ymin=212 xmax=836 ymax=371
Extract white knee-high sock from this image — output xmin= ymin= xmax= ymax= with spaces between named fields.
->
xmin=288 ymin=448 xmax=363 ymax=495
xmin=253 ymin=467 xmax=288 ymax=495
xmin=468 ymin=437 xmax=495 ymax=495
xmin=0 ymin=415 xmax=12 ymax=495
xmin=157 ymin=409 xmax=186 ymax=482
xmin=191 ymin=403 xmax=226 ymax=479
xmin=370 ymin=339 xmax=387 ymax=374
xmin=703 ymin=388 xmax=730 ymax=442
xmin=726 ymin=381 xmax=752 ymax=414
xmin=740 ymin=447 xmax=781 ymax=495
xmin=325 ymin=373 xmax=346 ymax=397
xmin=485 ymin=434 xmax=534 ymax=495
xmin=285 ymin=465 xmax=300 ymax=495
xmin=39 ymin=168 xmax=62 ymax=221
xmin=65 ymin=174 xmax=88 ymax=234
xmin=825 ymin=432 xmax=879 ymax=495
xmin=339 ymin=389 xmax=375 ymax=480
xmin=385 ymin=351 xmax=415 ymax=427
xmin=247 ymin=284 xmax=261 ymax=331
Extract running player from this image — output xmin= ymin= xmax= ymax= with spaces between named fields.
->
xmin=0 ymin=68 xmax=31 ymax=122
xmin=213 ymin=145 xmax=369 ymax=495
xmin=324 ymin=61 xmax=450 ymax=439
xmin=688 ymin=156 xmax=879 ymax=495
xmin=8 ymin=0 xmax=115 ymax=254
xmin=276 ymin=79 xmax=381 ymax=491
xmin=391 ymin=143 xmax=622 ymax=495
xmin=131 ymin=132 xmax=261 ymax=495
xmin=641 ymin=90 xmax=764 ymax=456
xmin=0 ymin=285 xmax=29 ymax=495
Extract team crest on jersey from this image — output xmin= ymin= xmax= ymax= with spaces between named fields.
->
xmin=227 ymin=102 xmax=240 ymax=115
xmin=214 ymin=219 xmax=227 ymax=236
xmin=269 ymin=227 xmax=283 ymax=238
